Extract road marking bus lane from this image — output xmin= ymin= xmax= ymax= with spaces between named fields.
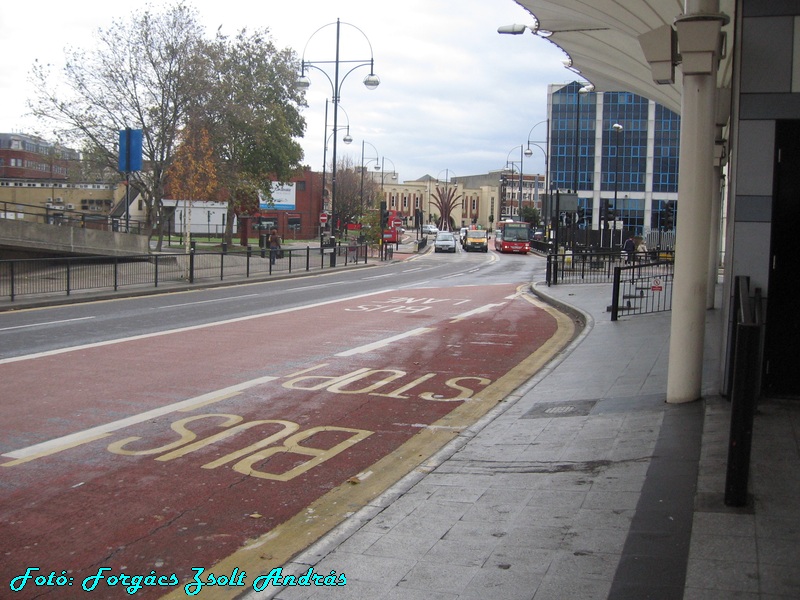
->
xmin=0 ymin=284 xmax=574 ymax=599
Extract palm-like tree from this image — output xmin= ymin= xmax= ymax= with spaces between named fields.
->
xmin=430 ymin=185 xmax=462 ymax=231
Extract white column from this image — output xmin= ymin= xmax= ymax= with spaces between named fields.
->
xmin=666 ymin=0 xmax=727 ymax=403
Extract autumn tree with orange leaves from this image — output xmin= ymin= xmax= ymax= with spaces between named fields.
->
xmin=168 ymin=124 xmax=218 ymax=261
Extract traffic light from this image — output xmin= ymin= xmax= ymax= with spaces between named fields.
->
xmin=380 ymin=201 xmax=389 ymax=229
xmin=564 ymin=212 xmax=573 ymax=226
xmin=499 ymin=174 xmax=508 ymax=216
xmin=606 ymin=200 xmax=615 ymax=221
xmin=601 ymin=199 xmax=610 ymax=222
xmin=663 ymin=201 xmax=675 ymax=230
xmin=576 ymin=207 xmax=585 ymax=226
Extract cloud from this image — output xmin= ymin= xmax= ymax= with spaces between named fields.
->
xmin=0 ymin=0 xmax=574 ymax=181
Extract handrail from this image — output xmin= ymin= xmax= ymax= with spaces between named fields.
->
xmin=0 ymin=243 xmax=370 ymax=302
xmin=724 ymin=275 xmax=763 ymax=507
xmin=1 ymin=200 xmax=146 ymax=233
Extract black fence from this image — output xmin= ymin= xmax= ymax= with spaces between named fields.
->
xmin=0 ymin=243 xmax=369 ymax=302
xmin=547 ymin=249 xmax=674 ymax=285
xmin=609 ymin=260 xmax=675 ymax=321
xmin=724 ymin=276 xmax=764 ymax=507
xmin=546 ymin=249 xmax=673 ymax=285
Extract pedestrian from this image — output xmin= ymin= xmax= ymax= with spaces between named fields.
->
xmin=269 ymin=228 xmax=281 ymax=265
xmin=623 ymin=234 xmax=636 ymax=264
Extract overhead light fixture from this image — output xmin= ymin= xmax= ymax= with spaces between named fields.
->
xmin=497 ymin=23 xmax=528 ymax=35
xmin=363 ymin=73 xmax=381 ymax=90
xmin=498 ymin=19 xmax=549 ymax=38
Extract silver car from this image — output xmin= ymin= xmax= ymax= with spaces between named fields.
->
xmin=434 ymin=231 xmax=457 ymax=253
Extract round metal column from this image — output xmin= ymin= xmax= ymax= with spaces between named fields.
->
xmin=666 ymin=0 xmax=727 ymax=403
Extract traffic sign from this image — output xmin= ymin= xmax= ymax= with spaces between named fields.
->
xmin=319 ymin=213 xmax=328 ymax=224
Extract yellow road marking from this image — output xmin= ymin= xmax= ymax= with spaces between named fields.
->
xmin=158 ymin=292 xmax=576 ymax=599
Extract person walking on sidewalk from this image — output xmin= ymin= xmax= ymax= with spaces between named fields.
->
xmin=268 ymin=228 xmax=281 ymax=265
xmin=623 ymin=234 xmax=636 ymax=264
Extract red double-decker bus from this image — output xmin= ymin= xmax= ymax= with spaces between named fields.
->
xmin=494 ymin=221 xmax=530 ymax=253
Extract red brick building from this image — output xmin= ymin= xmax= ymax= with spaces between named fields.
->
xmin=0 ymin=133 xmax=79 ymax=181
xmin=239 ymin=168 xmax=325 ymax=244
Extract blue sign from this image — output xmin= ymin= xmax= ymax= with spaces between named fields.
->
xmin=119 ymin=128 xmax=143 ymax=172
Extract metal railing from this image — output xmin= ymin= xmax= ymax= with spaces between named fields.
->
xmin=1 ymin=200 xmax=147 ymax=234
xmin=547 ymin=249 xmax=674 ymax=286
xmin=0 ymin=243 xmax=369 ymax=302
xmin=724 ymin=275 xmax=764 ymax=507
xmin=609 ymin=260 xmax=675 ymax=320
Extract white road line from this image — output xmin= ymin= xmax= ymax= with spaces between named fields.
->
xmin=159 ymin=294 xmax=259 ymax=308
xmin=450 ymin=303 xmax=507 ymax=322
xmin=284 ymin=281 xmax=349 ymax=292
xmin=0 ymin=289 xmax=391 ymax=365
xmin=335 ymin=327 xmax=434 ymax=356
xmin=0 ymin=316 xmax=96 ymax=331
xmin=2 ymin=375 xmax=279 ymax=461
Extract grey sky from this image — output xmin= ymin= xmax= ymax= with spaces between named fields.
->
xmin=0 ymin=0 xmax=573 ymax=182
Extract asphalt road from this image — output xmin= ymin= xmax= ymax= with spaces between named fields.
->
xmin=0 ymin=247 xmax=573 ymax=599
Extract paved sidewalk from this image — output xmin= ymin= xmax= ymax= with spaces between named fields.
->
xmin=248 ymin=281 xmax=800 ymax=600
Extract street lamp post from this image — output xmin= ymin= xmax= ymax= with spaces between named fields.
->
xmin=359 ymin=140 xmax=379 ymax=221
xmin=321 ymin=100 xmax=352 ymax=216
xmin=525 ymin=120 xmax=549 ymax=230
xmin=573 ymin=85 xmax=593 ymax=193
xmin=297 ymin=19 xmax=379 ymax=237
xmin=380 ymin=156 xmax=396 ymax=192
xmin=507 ymin=146 xmax=524 ymax=219
xmin=379 ymin=156 xmax=397 ymax=247
xmin=612 ymin=123 xmax=623 ymax=248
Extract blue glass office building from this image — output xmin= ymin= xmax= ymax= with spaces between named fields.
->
xmin=548 ymin=82 xmax=680 ymax=238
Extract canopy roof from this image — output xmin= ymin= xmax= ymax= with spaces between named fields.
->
xmin=515 ymin=0 xmax=735 ymax=113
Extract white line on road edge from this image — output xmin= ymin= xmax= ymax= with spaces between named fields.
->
xmin=158 ymin=294 xmax=259 ymax=308
xmin=2 ymin=375 xmax=279 ymax=462
xmin=0 ymin=316 xmax=96 ymax=331
xmin=335 ymin=327 xmax=434 ymax=356
xmin=0 ymin=289 xmax=391 ymax=366
xmin=449 ymin=303 xmax=506 ymax=322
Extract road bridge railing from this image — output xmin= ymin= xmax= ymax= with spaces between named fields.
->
xmin=0 ymin=243 xmax=369 ymax=302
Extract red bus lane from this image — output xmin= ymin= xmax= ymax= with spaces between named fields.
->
xmin=0 ymin=284 xmax=573 ymax=599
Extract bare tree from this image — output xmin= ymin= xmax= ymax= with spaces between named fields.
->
xmin=28 ymin=2 xmax=208 ymax=250
xmin=329 ymin=155 xmax=380 ymax=228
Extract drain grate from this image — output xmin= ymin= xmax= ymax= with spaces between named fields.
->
xmin=523 ymin=399 xmax=597 ymax=419
xmin=544 ymin=405 xmax=577 ymax=415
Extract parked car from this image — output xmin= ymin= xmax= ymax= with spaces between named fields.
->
xmin=422 ymin=224 xmax=439 ymax=235
xmin=463 ymin=229 xmax=489 ymax=252
xmin=433 ymin=231 xmax=457 ymax=253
